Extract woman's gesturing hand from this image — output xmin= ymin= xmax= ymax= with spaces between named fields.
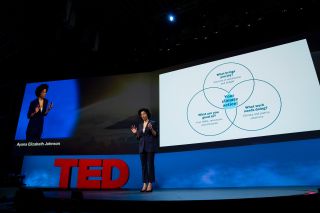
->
xmin=131 ymin=125 xmax=137 ymax=134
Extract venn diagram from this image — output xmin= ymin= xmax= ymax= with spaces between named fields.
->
xmin=187 ymin=62 xmax=282 ymax=136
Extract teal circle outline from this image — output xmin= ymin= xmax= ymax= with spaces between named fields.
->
xmin=187 ymin=87 xmax=238 ymax=136
xmin=203 ymin=62 xmax=255 ymax=109
xmin=225 ymin=79 xmax=282 ymax=131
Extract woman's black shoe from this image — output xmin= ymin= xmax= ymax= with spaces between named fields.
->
xmin=146 ymin=188 xmax=153 ymax=192
xmin=140 ymin=188 xmax=146 ymax=192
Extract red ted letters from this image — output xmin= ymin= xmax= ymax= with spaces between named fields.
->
xmin=54 ymin=159 xmax=129 ymax=189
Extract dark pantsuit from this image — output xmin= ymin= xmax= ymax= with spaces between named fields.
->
xmin=140 ymin=151 xmax=155 ymax=183
xmin=26 ymin=98 xmax=48 ymax=140
xmin=136 ymin=120 xmax=158 ymax=183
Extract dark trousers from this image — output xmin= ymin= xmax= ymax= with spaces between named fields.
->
xmin=140 ymin=151 xmax=155 ymax=183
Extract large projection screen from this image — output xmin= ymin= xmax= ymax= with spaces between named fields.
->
xmin=160 ymin=39 xmax=320 ymax=148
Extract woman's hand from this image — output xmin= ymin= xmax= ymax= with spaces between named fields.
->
xmin=45 ymin=102 xmax=53 ymax=115
xmin=148 ymin=123 xmax=157 ymax=136
xmin=30 ymin=105 xmax=40 ymax=117
xmin=35 ymin=105 xmax=40 ymax=113
xmin=130 ymin=125 xmax=137 ymax=134
xmin=48 ymin=102 xmax=53 ymax=111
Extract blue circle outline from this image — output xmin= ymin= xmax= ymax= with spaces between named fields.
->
xmin=227 ymin=79 xmax=255 ymax=108
xmin=225 ymin=79 xmax=282 ymax=131
xmin=203 ymin=62 xmax=255 ymax=109
xmin=187 ymin=87 xmax=238 ymax=136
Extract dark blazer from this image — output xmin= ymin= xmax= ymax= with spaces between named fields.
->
xmin=26 ymin=98 xmax=49 ymax=140
xmin=136 ymin=120 xmax=158 ymax=153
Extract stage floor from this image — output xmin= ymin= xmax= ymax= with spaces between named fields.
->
xmin=6 ymin=186 xmax=320 ymax=212
xmin=43 ymin=186 xmax=319 ymax=201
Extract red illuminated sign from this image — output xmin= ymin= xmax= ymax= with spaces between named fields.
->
xmin=54 ymin=159 xmax=129 ymax=189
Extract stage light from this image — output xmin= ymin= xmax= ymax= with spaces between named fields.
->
xmin=168 ymin=14 xmax=175 ymax=22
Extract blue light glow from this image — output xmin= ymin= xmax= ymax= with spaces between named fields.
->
xmin=168 ymin=14 xmax=175 ymax=22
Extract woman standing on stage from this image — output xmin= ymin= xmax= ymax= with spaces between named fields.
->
xmin=130 ymin=108 xmax=158 ymax=192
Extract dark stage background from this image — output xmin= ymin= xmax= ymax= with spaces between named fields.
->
xmin=1 ymin=0 xmax=320 ymax=191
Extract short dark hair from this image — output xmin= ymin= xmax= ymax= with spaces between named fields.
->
xmin=138 ymin=108 xmax=151 ymax=119
xmin=35 ymin=84 xmax=49 ymax=97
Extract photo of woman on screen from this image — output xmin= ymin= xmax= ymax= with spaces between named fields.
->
xmin=26 ymin=84 xmax=53 ymax=141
